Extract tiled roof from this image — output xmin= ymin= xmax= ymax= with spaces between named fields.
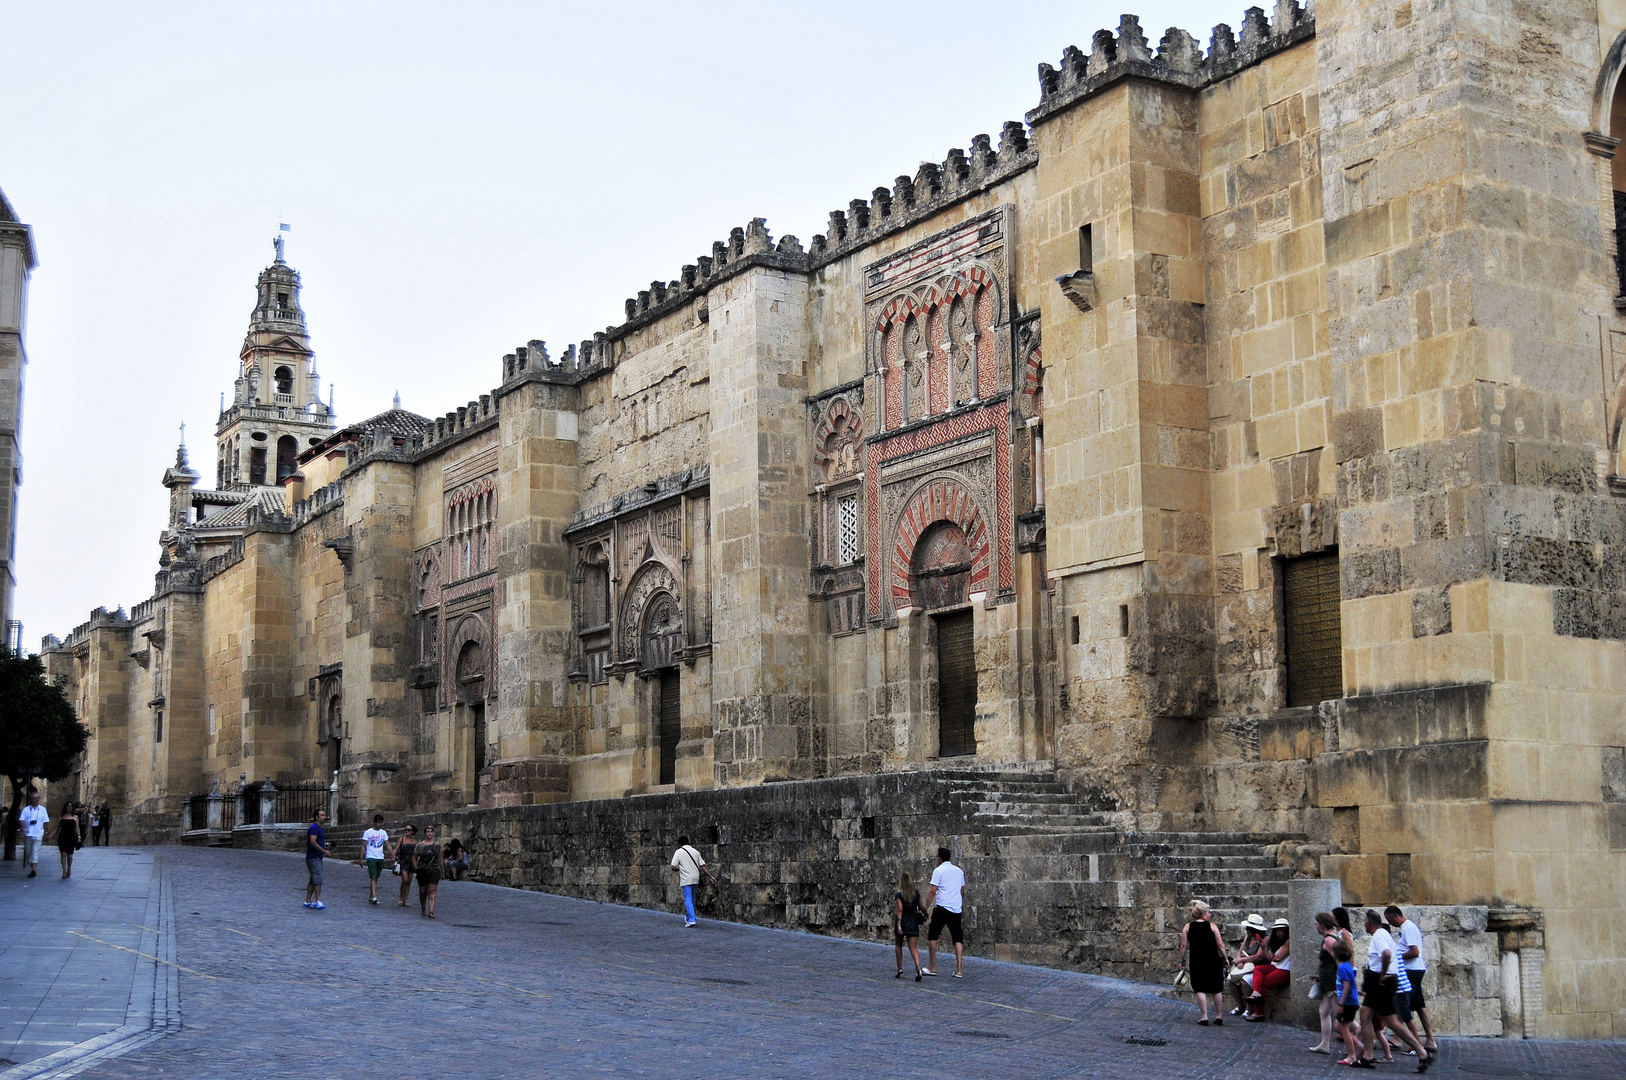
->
xmin=348 ymin=408 xmax=431 ymax=438
xmin=197 ymin=486 xmax=284 ymax=529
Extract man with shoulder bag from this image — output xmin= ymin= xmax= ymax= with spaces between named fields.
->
xmin=669 ymin=835 xmax=719 ymax=928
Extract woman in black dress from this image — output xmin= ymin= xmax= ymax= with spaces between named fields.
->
xmin=54 ymin=801 xmax=80 ymax=879
xmin=1179 ymin=899 xmax=1230 ymax=1025
xmin=392 ymin=824 xmax=418 ymax=907
xmin=893 ymin=871 xmax=927 ymax=981
xmin=414 ymin=825 xmax=442 ymax=918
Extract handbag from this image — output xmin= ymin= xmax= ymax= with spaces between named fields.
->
xmin=391 ymin=861 xmax=401 ymax=877
xmin=1173 ymin=968 xmax=1192 ymax=990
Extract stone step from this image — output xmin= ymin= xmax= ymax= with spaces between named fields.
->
xmin=1148 ymin=866 xmax=1294 ymax=884
xmin=953 ymin=789 xmax=1081 ymax=805
xmin=1136 ymin=831 xmax=1301 ymax=846
xmin=988 ymin=832 xmax=1122 ymax=856
xmin=1134 ymin=842 xmax=1273 ymax=858
xmin=1145 ymin=854 xmax=1280 ymax=869
xmin=970 ymin=800 xmax=1103 ymax=817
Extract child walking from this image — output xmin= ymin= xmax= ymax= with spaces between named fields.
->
xmin=1334 ymin=941 xmax=1363 ymax=1066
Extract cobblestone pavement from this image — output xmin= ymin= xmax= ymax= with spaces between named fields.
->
xmin=1 ymin=846 xmax=175 ymax=1077
xmin=7 ymin=846 xmax=1620 ymax=1079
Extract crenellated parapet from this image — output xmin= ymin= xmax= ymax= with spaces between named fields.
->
xmin=1028 ymin=4 xmax=1314 ymax=125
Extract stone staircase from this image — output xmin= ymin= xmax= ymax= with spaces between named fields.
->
xmin=932 ymin=765 xmax=1298 ymax=981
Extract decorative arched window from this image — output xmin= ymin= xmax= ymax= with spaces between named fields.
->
xmin=274 ymin=366 xmax=294 ymax=396
xmin=445 ymin=478 xmax=496 ymax=581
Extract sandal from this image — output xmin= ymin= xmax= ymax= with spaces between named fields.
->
xmin=896 ymin=970 xmax=903 ymax=979
xmin=1198 ymin=1019 xmax=1210 ymax=1026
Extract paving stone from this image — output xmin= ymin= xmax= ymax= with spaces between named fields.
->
xmin=7 ymin=847 xmax=1617 ymax=1080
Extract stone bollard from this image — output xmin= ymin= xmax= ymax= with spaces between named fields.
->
xmin=206 ymin=791 xmax=225 ymax=833
xmin=259 ymin=780 xmax=278 ymax=826
xmin=329 ymin=771 xmax=339 ymax=826
xmin=1289 ymin=877 xmax=1343 ymax=1030
xmin=182 ymin=792 xmax=194 ymax=832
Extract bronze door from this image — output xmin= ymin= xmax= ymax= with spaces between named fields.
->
xmin=658 ymin=670 xmax=680 ymax=785
xmin=1283 ymin=551 xmax=1342 ymax=707
xmin=936 ymin=610 xmax=977 ymax=758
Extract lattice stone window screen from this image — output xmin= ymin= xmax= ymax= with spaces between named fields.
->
xmin=837 ymin=495 xmax=860 ymax=564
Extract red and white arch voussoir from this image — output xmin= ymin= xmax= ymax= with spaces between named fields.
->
xmin=890 ymin=476 xmax=991 ymax=606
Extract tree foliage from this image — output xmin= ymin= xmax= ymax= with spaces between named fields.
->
xmin=0 ymin=649 xmax=85 ymax=785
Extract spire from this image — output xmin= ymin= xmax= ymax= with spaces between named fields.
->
xmin=177 ymin=421 xmax=188 ymax=468
xmin=393 ymin=390 xmax=401 ymax=410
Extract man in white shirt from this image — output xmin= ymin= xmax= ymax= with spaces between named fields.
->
xmin=923 ymin=846 xmax=967 ymax=979
xmin=1387 ymin=905 xmax=1437 ymax=1053
xmin=669 ymin=836 xmax=718 ymax=928
xmin=1359 ymin=909 xmax=1430 ymax=1068
xmin=361 ymin=814 xmax=390 ymax=906
xmin=18 ymin=790 xmax=48 ymax=878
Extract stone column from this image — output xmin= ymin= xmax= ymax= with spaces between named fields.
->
xmin=205 ymin=790 xmax=225 ymax=833
xmin=706 ymin=263 xmax=813 ymax=785
xmin=259 ymin=780 xmax=278 ymax=826
xmin=1289 ymin=877 xmax=1343 ymax=1030
xmin=182 ymin=792 xmax=193 ymax=832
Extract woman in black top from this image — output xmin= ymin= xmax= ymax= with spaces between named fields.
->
xmin=414 ymin=825 xmax=442 ymax=918
xmin=894 ymin=871 xmax=927 ymax=981
xmin=1179 ymin=899 xmax=1230 ymax=1025
xmin=392 ymin=824 xmax=418 ymax=907
xmin=54 ymin=802 xmax=80 ymax=878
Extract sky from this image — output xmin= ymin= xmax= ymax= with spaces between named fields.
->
xmin=1 ymin=0 xmax=1224 ymax=644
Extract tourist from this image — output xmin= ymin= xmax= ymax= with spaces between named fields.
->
xmin=1178 ymin=899 xmax=1229 ymax=1025
xmin=53 ymin=801 xmax=80 ymax=879
xmin=97 ymin=803 xmax=112 ymax=845
xmin=75 ymin=802 xmax=90 ymax=849
xmin=1228 ymin=913 xmax=1269 ymax=1016
xmin=304 ymin=808 xmax=330 ymax=910
xmin=414 ymin=824 xmax=442 ymax=918
xmin=361 ymin=813 xmax=389 ymax=906
xmin=894 ymin=871 xmax=927 ymax=981
xmin=1357 ymin=909 xmax=1430 ymax=1071
xmin=1245 ymin=918 xmax=1291 ymax=1020
xmin=1387 ymin=905 xmax=1437 ymax=1054
xmin=442 ymin=838 xmax=469 ymax=880
xmin=392 ymin=824 xmax=418 ymax=907
xmin=1309 ymin=911 xmax=1343 ymax=1052
xmin=923 ymin=846 xmax=966 ymax=978
xmin=669 ymin=835 xmax=717 ymax=928
xmin=1333 ymin=939 xmax=1363 ymax=1065
xmin=89 ymin=804 xmax=101 ymax=846
xmin=18 ymin=789 xmax=47 ymax=878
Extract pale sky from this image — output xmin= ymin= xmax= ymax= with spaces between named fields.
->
xmin=2 ymin=0 xmax=1221 ymax=644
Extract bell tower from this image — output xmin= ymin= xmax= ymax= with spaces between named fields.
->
xmin=214 ymin=235 xmax=336 ymax=490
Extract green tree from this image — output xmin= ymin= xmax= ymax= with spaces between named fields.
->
xmin=0 ymin=649 xmax=87 ymax=860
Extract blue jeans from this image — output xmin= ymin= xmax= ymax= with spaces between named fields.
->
xmin=682 ymin=884 xmax=697 ymax=924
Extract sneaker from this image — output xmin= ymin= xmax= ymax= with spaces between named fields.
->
xmin=303 ymin=901 xmax=312 ymax=908
xmin=684 ymin=921 xmax=696 ymax=928
xmin=27 ymin=869 xmax=36 ymax=878
xmin=313 ymin=901 xmax=325 ymax=910
xmin=370 ymin=897 xmax=379 ymax=905
xmin=921 ymin=969 xmax=938 ymax=977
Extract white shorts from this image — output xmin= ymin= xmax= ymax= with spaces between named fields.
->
xmin=23 ymin=836 xmax=42 ymax=864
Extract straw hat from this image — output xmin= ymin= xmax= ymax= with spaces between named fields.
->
xmin=1244 ymin=913 xmax=1268 ymax=931
xmin=1271 ymin=917 xmax=1290 ymax=929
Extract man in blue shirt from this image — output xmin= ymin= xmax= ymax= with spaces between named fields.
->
xmin=304 ymin=809 xmax=331 ymax=910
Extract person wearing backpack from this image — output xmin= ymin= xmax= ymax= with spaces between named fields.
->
xmin=669 ymin=836 xmax=719 ymax=928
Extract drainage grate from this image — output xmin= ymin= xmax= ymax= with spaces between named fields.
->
xmin=1125 ymin=1036 xmax=1168 ymax=1047
xmin=698 ymin=977 xmax=750 ymax=986
xmin=954 ymin=1031 xmax=1012 ymax=1040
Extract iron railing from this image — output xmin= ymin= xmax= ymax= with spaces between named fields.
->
xmin=238 ymin=783 xmax=262 ymax=826
xmin=187 ymin=794 xmax=209 ymax=831
xmin=274 ymin=782 xmax=329 ymax=827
